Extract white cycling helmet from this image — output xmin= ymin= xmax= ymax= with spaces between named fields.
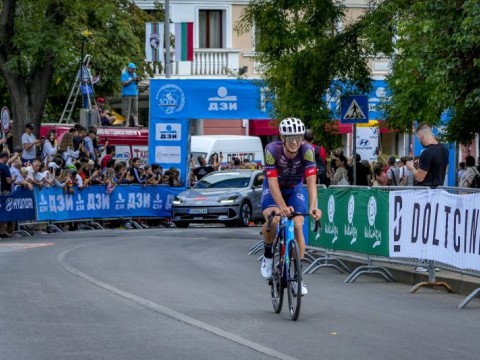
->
xmin=279 ymin=117 xmax=305 ymax=135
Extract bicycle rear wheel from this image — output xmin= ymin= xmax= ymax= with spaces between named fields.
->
xmin=286 ymin=240 xmax=302 ymax=321
xmin=270 ymin=238 xmax=284 ymax=313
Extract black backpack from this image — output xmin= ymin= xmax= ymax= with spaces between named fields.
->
xmin=313 ymin=145 xmax=328 ymax=185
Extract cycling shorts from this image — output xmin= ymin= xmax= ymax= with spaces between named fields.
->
xmin=261 ymin=182 xmax=306 ymax=213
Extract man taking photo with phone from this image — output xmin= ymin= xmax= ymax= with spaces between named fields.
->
xmin=21 ymin=123 xmax=43 ymax=165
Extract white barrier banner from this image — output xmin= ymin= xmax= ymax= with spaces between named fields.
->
xmin=389 ymin=189 xmax=480 ymax=271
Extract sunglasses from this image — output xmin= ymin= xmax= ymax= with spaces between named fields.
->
xmin=285 ymin=135 xmax=303 ymax=144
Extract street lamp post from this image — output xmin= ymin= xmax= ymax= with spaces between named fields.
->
xmin=164 ymin=0 xmax=171 ymax=78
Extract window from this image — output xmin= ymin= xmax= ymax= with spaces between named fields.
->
xmin=252 ymin=22 xmax=260 ymax=52
xmin=199 ymin=10 xmax=224 ymax=48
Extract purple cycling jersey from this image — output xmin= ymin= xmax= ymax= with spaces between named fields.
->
xmin=264 ymin=141 xmax=316 ymax=187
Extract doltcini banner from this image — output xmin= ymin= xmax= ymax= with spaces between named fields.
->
xmin=310 ymin=187 xmax=389 ymax=257
xmin=389 ymin=189 xmax=480 ymax=272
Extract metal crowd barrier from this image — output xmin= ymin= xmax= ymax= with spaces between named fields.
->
xmin=1 ymin=184 xmax=183 ymax=238
xmin=248 ymin=184 xmax=480 ymax=310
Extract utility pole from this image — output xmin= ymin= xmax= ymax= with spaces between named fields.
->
xmin=164 ymin=0 xmax=171 ymax=78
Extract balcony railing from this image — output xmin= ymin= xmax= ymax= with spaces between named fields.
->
xmin=149 ymin=48 xmax=241 ymax=77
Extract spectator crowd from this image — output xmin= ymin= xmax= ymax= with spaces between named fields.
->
xmin=2 ymin=122 xmax=480 ymax=238
xmin=0 ymin=123 xmax=184 ymax=237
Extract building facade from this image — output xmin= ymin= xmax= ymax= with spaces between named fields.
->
xmin=133 ymin=0 xmax=411 ymax=158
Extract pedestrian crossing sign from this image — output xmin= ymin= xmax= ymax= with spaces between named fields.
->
xmin=340 ymin=95 xmax=369 ymax=123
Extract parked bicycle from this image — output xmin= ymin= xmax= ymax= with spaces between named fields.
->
xmin=266 ymin=210 xmax=321 ymax=321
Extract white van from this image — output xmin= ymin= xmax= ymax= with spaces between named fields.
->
xmin=191 ymin=135 xmax=264 ymax=168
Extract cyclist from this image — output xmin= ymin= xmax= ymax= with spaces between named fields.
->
xmin=260 ymin=117 xmax=322 ymax=295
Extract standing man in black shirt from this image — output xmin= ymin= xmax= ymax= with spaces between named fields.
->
xmin=406 ymin=123 xmax=449 ymax=188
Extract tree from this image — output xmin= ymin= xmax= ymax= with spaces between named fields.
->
xmin=235 ymin=0 xmax=374 ymax=148
xmin=359 ymin=0 xmax=480 ymax=144
xmin=0 ymin=0 xmax=159 ymax=145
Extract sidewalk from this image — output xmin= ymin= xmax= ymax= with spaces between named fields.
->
xmin=317 ymin=256 xmax=480 ymax=297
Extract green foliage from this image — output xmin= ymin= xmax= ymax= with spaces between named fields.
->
xmin=235 ymin=0 xmax=373 ymax=149
xmin=360 ymin=0 xmax=480 ymax=144
xmin=238 ymin=0 xmax=480 ymax=145
xmin=0 ymin=0 xmax=163 ymax=123
xmin=52 ymin=0 xmax=159 ymax=108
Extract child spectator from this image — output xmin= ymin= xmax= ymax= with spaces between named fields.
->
xmin=373 ymin=163 xmax=388 ymax=186
xmin=128 ymin=157 xmax=145 ymax=184
xmin=59 ymin=132 xmax=82 ymax=166
xmin=42 ymin=130 xmax=58 ymax=164
xmin=60 ymin=167 xmax=75 ymax=195
xmin=160 ymin=174 xmax=170 ymax=185
xmin=101 ymin=145 xmax=116 ymax=169
xmin=114 ymin=161 xmax=129 ymax=184
xmin=151 ymin=164 xmax=163 ymax=184
xmin=104 ymin=168 xmax=116 ymax=194
xmin=83 ymin=127 xmax=97 ymax=162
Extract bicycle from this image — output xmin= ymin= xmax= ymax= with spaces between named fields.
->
xmin=266 ymin=210 xmax=321 ymax=321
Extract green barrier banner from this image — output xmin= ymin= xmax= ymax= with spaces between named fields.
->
xmin=309 ymin=187 xmax=389 ymax=256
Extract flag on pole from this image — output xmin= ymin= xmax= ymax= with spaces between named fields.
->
xmin=145 ymin=22 xmax=164 ymax=63
xmin=174 ymin=22 xmax=194 ymax=61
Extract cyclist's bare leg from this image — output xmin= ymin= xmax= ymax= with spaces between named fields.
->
xmin=293 ymin=216 xmax=305 ymax=259
xmin=262 ymin=207 xmax=280 ymax=246
xmin=261 ymin=207 xmax=281 ymax=277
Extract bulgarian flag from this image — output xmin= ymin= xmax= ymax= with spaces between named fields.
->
xmin=175 ymin=22 xmax=194 ymax=61
xmin=145 ymin=22 xmax=164 ymax=63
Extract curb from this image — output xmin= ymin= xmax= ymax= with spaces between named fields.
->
xmin=320 ymin=258 xmax=480 ymax=297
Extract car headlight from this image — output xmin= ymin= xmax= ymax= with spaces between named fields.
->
xmin=172 ymin=197 xmax=185 ymax=205
xmin=219 ymin=196 xmax=239 ymax=204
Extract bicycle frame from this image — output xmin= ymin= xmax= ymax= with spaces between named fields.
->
xmin=268 ymin=211 xmax=320 ymax=320
xmin=278 ymin=216 xmax=296 ymax=282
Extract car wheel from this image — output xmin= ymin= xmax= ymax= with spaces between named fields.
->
xmin=174 ymin=221 xmax=190 ymax=228
xmin=237 ymin=201 xmax=252 ymax=227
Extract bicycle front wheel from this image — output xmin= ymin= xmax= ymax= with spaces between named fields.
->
xmin=286 ymin=240 xmax=302 ymax=321
xmin=270 ymin=238 xmax=284 ymax=313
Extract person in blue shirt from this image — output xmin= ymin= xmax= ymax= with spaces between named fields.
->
xmin=120 ymin=62 xmax=140 ymax=127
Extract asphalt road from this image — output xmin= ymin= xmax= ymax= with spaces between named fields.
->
xmin=0 ymin=226 xmax=479 ymax=360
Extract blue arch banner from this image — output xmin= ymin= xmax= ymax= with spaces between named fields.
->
xmin=148 ymin=79 xmax=272 ymax=184
xmin=150 ymin=79 xmax=271 ymax=120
